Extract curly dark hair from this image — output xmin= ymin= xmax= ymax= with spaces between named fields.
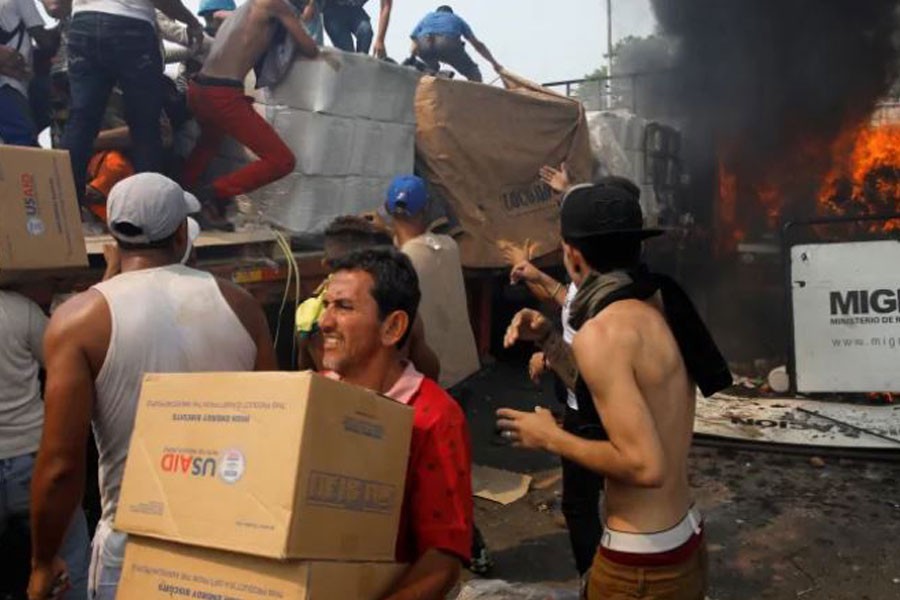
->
xmin=323 ymin=215 xmax=393 ymax=263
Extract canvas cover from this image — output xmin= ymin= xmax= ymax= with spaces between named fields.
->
xmin=414 ymin=72 xmax=593 ymax=268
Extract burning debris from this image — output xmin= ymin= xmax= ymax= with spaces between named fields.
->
xmin=819 ymin=123 xmax=900 ymax=234
xmin=650 ymin=0 xmax=900 ymax=246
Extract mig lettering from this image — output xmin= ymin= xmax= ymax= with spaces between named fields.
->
xmin=730 ymin=417 xmax=835 ymax=433
xmin=830 ymin=289 xmax=900 ymax=315
xmin=161 ymin=453 xmax=216 ymax=477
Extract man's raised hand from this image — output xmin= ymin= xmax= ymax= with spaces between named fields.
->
xmin=503 ymin=308 xmax=551 ymax=349
xmin=539 ymin=162 xmax=571 ymax=194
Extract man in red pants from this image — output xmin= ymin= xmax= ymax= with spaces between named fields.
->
xmin=182 ymin=0 xmax=324 ymax=223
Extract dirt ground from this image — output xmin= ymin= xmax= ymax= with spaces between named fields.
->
xmin=461 ymin=361 xmax=900 ymax=600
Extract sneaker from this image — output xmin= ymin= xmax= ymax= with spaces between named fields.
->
xmin=194 ymin=185 xmax=235 ymax=232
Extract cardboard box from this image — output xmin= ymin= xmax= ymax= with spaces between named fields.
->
xmin=0 ymin=146 xmax=87 ymax=283
xmin=117 ymin=536 xmax=406 ymax=600
xmin=116 ymin=372 xmax=413 ymax=560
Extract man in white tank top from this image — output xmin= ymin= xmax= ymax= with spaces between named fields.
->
xmin=28 ymin=173 xmax=276 ymax=600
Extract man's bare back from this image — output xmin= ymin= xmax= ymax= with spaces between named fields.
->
xmin=202 ymin=0 xmax=317 ymax=81
xmin=577 ymin=297 xmax=695 ymax=534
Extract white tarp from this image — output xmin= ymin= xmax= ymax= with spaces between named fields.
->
xmin=791 ymin=240 xmax=900 ymax=392
xmin=252 ymin=50 xmax=421 ymax=235
xmin=177 ymin=50 xmax=421 ymax=236
xmin=695 ymin=391 xmax=900 ymax=450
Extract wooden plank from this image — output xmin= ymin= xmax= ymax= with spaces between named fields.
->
xmin=84 ymin=230 xmax=277 ymax=255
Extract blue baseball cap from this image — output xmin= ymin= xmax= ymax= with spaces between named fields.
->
xmin=198 ymin=0 xmax=235 ymax=16
xmin=385 ymin=175 xmax=428 ymax=216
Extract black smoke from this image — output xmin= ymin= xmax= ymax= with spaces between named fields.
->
xmin=650 ymin=0 xmax=900 ymax=225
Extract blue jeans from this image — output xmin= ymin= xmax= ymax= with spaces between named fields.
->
xmin=87 ymin=521 xmax=125 ymax=600
xmin=415 ymin=35 xmax=483 ymax=82
xmin=322 ymin=4 xmax=373 ymax=53
xmin=0 ymin=452 xmax=90 ymax=600
xmin=0 ymin=85 xmax=39 ymax=146
xmin=62 ymin=11 xmax=163 ymax=204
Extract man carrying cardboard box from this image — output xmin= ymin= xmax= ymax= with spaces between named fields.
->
xmin=296 ymin=214 xmax=440 ymax=382
xmin=27 ymin=173 xmax=277 ymax=600
xmin=319 ymin=247 xmax=473 ymax=600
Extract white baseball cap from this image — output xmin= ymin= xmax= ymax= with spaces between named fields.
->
xmin=107 ymin=173 xmax=201 ymax=244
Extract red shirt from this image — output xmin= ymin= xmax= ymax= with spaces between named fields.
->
xmin=394 ymin=375 xmax=473 ymax=563
xmin=323 ymin=365 xmax=473 ymax=563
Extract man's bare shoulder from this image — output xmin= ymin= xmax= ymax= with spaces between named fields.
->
xmin=573 ymin=306 xmax=643 ymax=357
xmin=214 ymin=277 xmax=260 ymax=314
xmin=46 ymin=290 xmax=111 ymax=364
xmin=50 ymin=289 xmax=108 ymax=330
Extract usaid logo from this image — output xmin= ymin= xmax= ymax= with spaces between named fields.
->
xmin=160 ymin=449 xmax=246 ymax=483
xmin=20 ymin=173 xmax=45 ymax=237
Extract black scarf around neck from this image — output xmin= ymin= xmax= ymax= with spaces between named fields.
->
xmin=570 ymin=266 xmax=732 ymax=399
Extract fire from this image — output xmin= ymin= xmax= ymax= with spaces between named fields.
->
xmin=818 ymin=123 xmax=900 ymax=231
xmin=716 ymin=160 xmax=783 ymax=254
xmin=716 ymin=160 xmax=742 ymax=253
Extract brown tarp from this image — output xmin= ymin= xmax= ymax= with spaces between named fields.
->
xmin=414 ymin=71 xmax=593 ymax=268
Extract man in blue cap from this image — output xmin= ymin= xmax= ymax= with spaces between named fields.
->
xmin=386 ymin=175 xmax=480 ymax=391
xmin=408 ymin=5 xmax=500 ymax=82
xmin=198 ymin=0 xmax=235 ymax=36
xmin=386 ymin=174 xmax=491 ymax=574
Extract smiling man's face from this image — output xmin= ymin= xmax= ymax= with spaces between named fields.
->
xmin=318 ymin=269 xmax=385 ymax=375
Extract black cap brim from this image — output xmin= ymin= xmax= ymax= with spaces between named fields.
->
xmin=563 ymin=228 xmax=666 ymax=241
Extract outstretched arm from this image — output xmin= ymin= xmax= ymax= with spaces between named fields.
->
xmin=464 ymin=32 xmax=500 ymax=72
xmin=372 ymin=0 xmax=392 ymax=58
xmin=498 ymin=319 xmax=666 ymax=487
xmin=503 ymin=308 xmax=577 ymax=389
xmin=153 ymin=0 xmax=204 ymax=47
xmin=268 ymin=0 xmax=319 ymax=58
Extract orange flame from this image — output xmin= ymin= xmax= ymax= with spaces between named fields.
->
xmin=818 ymin=123 xmax=900 ymax=231
xmin=716 ymin=161 xmax=742 ymax=253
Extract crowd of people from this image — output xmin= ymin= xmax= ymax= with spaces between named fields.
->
xmin=0 ymin=0 xmax=503 ymax=230
xmin=0 ymin=0 xmax=731 ymax=598
xmin=1 ymin=165 xmax=730 ymax=600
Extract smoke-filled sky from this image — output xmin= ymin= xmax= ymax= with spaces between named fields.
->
xmin=650 ymin=0 xmax=899 ymax=169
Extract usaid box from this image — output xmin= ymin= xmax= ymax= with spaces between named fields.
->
xmin=117 ymin=536 xmax=406 ymax=600
xmin=0 ymin=146 xmax=87 ymax=283
xmin=116 ymin=372 xmax=413 ymax=560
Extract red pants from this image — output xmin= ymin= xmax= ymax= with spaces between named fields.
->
xmin=183 ymin=80 xmax=295 ymax=199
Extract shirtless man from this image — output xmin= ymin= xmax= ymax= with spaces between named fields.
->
xmin=28 ymin=173 xmax=277 ymax=600
xmin=182 ymin=0 xmax=327 ymax=217
xmin=498 ymin=181 xmax=729 ymax=599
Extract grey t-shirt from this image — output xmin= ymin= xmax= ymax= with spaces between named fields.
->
xmin=0 ymin=290 xmax=47 ymax=459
